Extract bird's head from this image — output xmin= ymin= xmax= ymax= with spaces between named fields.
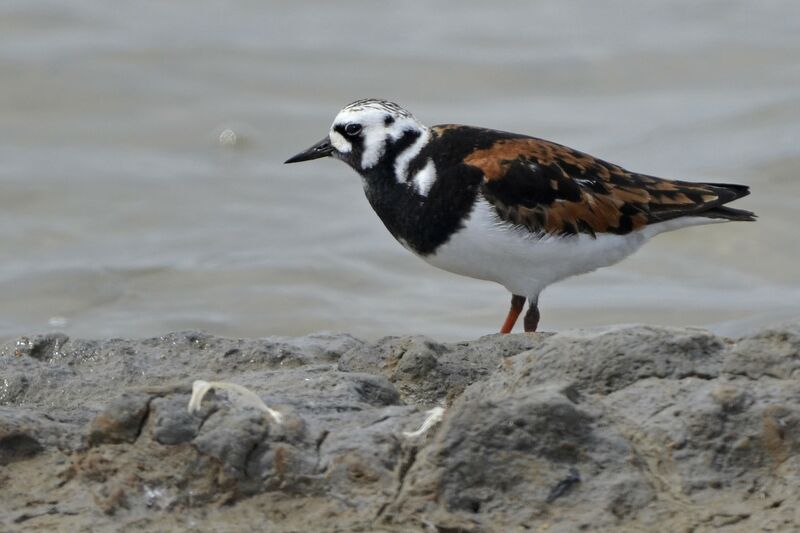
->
xmin=285 ymin=99 xmax=428 ymax=174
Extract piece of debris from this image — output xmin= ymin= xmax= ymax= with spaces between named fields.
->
xmin=546 ymin=468 xmax=581 ymax=502
xmin=187 ymin=380 xmax=282 ymax=423
xmin=403 ymin=406 xmax=445 ymax=438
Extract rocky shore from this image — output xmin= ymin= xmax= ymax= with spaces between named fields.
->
xmin=1 ymin=322 xmax=799 ymax=532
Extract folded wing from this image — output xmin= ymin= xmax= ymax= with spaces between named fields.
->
xmin=457 ymin=132 xmax=754 ymax=237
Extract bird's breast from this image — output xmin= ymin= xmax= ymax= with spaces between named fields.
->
xmin=422 ymin=197 xmax=649 ymax=297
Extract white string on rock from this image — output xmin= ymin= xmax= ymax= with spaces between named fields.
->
xmin=403 ymin=406 xmax=445 ymax=438
xmin=187 ymin=380 xmax=283 ymax=424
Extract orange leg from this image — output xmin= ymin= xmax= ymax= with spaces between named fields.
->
xmin=500 ymin=295 xmax=526 ymax=334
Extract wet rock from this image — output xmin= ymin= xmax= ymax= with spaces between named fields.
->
xmin=507 ymin=325 xmax=724 ymax=395
xmin=723 ymin=321 xmax=800 ymax=379
xmin=151 ymin=395 xmax=201 ymax=445
xmin=9 ymin=333 xmax=70 ymax=361
xmin=0 ymin=407 xmax=81 ymax=456
xmin=0 ymin=433 xmax=44 ymax=465
xmin=1 ymin=323 xmax=800 ymax=531
xmin=339 ymin=333 xmax=541 ymax=404
xmin=193 ymin=408 xmax=273 ymax=477
xmin=88 ymin=391 xmax=152 ymax=446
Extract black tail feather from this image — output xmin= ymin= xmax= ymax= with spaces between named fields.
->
xmin=697 ymin=182 xmax=755 ymax=221
xmin=703 ymin=182 xmax=751 ymax=200
xmin=701 ymin=205 xmax=757 ymax=222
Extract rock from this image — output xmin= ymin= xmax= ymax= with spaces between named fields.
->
xmin=338 ymin=333 xmax=541 ymax=404
xmin=723 ymin=321 xmax=800 ymax=379
xmin=505 ymin=325 xmax=725 ymax=395
xmin=150 ymin=395 xmax=201 ymax=445
xmin=10 ymin=333 xmax=70 ymax=361
xmin=87 ymin=391 xmax=152 ymax=446
xmin=0 ymin=432 xmax=43 ymax=466
xmin=1 ymin=323 xmax=800 ymax=531
xmin=0 ymin=407 xmax=81 ymax=459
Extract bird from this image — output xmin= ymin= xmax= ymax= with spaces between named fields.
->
xmin=285 ymin=99 xmax=755 ymax=333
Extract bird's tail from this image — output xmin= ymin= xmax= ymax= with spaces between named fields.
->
xmin=697 ymin=182 xmax=756 ymax=221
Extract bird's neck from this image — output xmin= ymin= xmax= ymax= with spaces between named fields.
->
xmin=360 ymin=151 xmax=428 ymax=252
xmin=359 ymin=126 xmax=427 ymax=201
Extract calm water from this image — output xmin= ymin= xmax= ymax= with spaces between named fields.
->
xmin=1 ymin=0 xmax=799 ymax=341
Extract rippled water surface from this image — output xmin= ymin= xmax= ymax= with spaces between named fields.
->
xmin=1 ymin=0 xmax=798 ymax=340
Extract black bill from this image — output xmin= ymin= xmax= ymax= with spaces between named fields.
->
xmin=284 ymin=137 xmax=334 ymax=164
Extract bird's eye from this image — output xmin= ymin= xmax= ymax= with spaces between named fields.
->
xmin=344 ymin=123 xmax=362 ymax=136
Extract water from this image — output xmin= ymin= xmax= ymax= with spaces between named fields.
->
xmin=1 ymin=0 xmax=798 ymax=341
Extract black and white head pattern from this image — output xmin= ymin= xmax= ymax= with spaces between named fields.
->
xmin=328 ymin=99 xmax=431 ymax=184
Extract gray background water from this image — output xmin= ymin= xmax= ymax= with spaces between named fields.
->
xmin=1 ymin=0 xmax=798 ymax=341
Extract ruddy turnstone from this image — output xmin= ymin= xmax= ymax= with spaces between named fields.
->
xmin=285 ymin=99 xmax=755 ymax=333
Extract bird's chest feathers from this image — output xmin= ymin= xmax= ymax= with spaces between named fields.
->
xmin=360 ymin=158 xmax=481 ymax=256
xmin=361 ymin=176 xmax=433 ymax=252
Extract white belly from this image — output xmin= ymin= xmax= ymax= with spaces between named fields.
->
xmin=421 ymin=198 xmax=650 ymax=299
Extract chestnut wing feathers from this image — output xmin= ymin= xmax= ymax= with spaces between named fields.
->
xmin=453 ymin=131 xmax=754 ymax=236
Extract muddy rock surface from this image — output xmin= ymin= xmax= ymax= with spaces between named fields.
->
xmin=1 ymin=323 xmax=799 ymax=532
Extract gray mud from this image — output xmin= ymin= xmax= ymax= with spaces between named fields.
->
xmin=2 ymin=323 xmax=799 ymax=531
